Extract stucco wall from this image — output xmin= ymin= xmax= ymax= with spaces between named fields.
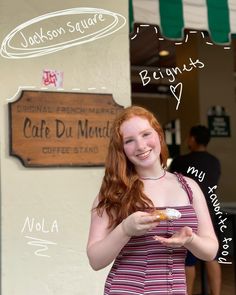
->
xmin=0 ymin=1 xmax=130 ymax=294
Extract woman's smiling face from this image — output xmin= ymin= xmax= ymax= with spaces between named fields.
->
xmin=120 ymin=116 xmax=161 ymax=171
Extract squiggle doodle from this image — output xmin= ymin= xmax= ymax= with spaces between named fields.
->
xmin=24 ymin=236 xmax=57 ymax=258
xmin=21 ymin=216 xmax=59 ymax=258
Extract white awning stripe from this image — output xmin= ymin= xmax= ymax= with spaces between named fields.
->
xmin=228 ymin=0 xmax=236 ymax=32
xmin=133 ymin=0 xmax=160 ymax=25
xmin=131 ymin=0 xmax=236 ymax=44
xmin=182 ymin=0 xmax=209 ymax=31
xmin=133 ymin=0 xmax=210 ymax=31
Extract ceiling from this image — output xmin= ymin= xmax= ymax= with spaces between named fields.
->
xmin=130 ymin=24 xmax=176 ymax=68
xmin=130 ymin=24 xmax=176 ymax=98
xmin=129 ymin=24 xmax=236 ymax=97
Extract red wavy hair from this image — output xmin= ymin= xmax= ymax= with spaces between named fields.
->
xmin=96 ymin=105 xmax=169 ymax=228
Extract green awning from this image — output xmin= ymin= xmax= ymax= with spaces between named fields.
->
xmin=130 ymin=0 xmax=236 ymax=44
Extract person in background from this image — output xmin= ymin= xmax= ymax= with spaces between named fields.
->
xmin=87 ymin=106 xmax=218 ymax=295
xmin=169 ymin=125 xmax=221 ymax=295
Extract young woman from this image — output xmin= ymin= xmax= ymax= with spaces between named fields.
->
xmin=87 ymin=106 xmax=218 ymax=295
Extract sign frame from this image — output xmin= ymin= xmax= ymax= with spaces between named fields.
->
xmin=8 ymin=90 xmax=123 ymax=167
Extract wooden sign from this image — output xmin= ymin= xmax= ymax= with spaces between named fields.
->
xmin=9 ymin=90 xmax=123 ymax=167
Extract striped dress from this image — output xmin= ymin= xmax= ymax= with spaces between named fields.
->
xmin=104 ymin=173 xmax=198 ymax=295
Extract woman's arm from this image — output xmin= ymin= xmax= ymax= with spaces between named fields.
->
xmin=87 ymin=197 xmax=159 ymax=270
xmin=86 ymin=197 xmax=130 ymax=271
xmin=184 ymin=177 xmax=218 ymax=260
xmin=154 ymin=177 xmax=218 ymax=261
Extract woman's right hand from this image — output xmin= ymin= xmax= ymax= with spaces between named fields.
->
xmin=121 ymin=211 xmax=159 ymax=237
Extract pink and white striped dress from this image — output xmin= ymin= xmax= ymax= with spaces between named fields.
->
xmin=104 ymin=173 xmax=198 ymax=295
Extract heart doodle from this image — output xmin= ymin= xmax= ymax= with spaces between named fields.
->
xmin=170 ymin=82 xmax=183 ymax=110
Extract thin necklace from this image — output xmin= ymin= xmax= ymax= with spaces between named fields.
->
xmin=140 ymin=170 xmax=166 ymax=180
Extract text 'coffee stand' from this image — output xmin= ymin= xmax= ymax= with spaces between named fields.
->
xmin=9 ymin=91 xmax=123 ymax=167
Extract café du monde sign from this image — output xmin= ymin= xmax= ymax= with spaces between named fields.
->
xmin=9 ymin=90 xmax=123 ymax=167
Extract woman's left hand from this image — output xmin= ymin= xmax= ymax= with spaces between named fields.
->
xmin=154 ymin=226 xmax=194 ymax=247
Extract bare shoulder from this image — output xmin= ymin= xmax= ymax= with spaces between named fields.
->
xmin=168 ymin=172 xmax=205 ymax=201
xmin=165 ymin=171 xmax=180 ymax=181
xmin=181 ymin=175 xmax=206 ymax=204
xmin=90 ymin=195 xmax=114 ymax=227
xmin=91 ymin=195 xmax=99 ymax=209
xmin=182 ymin=175 xmax=199 ymax=188
xmin=165 ymin=171 xmax=198 ymax=187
